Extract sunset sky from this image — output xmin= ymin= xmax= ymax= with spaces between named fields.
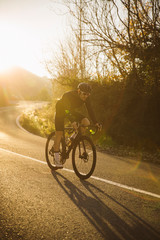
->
xmin=0 ymin=0 xmax=69 ymax=77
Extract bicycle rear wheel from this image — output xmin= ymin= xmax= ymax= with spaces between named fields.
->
xmin=45 ymin=131 xmax=64 ymax=170
xmin=72 ymin=136 xmax=96 ymax=179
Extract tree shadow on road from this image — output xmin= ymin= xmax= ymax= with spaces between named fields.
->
xmin=51 ymin=171 xmax=160 ymax=240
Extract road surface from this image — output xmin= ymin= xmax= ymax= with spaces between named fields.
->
xmin=0 ymin=101 xmax=160 ymax=240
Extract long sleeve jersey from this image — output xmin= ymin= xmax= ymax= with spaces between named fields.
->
xmin=60 ymin=90 xmax=97 ymax=124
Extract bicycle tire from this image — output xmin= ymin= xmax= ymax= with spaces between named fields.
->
xmin=45 ymin=131 xmax=63 ymax=171
xmin=72 ymin=135 xmax=96 ymax=179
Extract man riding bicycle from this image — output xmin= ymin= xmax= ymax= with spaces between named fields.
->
xmin=53 ymin=82 xmax=101 ymax=167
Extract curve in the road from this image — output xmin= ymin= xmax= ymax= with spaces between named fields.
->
xmin=16 ymin=114 xmax=45 ymax=139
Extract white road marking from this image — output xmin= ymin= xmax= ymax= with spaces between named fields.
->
xmin=91 ymin=176 xmax=160 ymax=199
xmin=0 ymin=147 xmax=160 ymax=199
xmin=0 ymin=147 xmax=46 ymax=164
xmin=16 ymin=115 xmax=31 ymax=134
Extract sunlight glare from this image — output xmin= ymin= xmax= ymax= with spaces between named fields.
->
xmin=0 ymin=22 xmax=39 ymax=73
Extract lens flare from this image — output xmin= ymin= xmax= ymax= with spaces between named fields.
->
xmin=0 ymin=84 xmax=10 ymax=106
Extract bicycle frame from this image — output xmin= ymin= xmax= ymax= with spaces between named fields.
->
xmin=61 ymin=127 xmax=80 ymax=160
xmin=45 ymin=124 xmax=97 ymax=179
xmin=61 ymin=124 xmax=97 ymax=161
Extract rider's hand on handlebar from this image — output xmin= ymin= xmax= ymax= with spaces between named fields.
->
xmin=95 ymin=123 xmax=102 ymax=131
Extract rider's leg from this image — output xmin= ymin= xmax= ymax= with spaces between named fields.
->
xmin=80 ymin=118 xmax=90 ymax=134
xmin=54 ymin=131 xmax=63 ymax=152
xmin=54 ymin=100 xmax=64 ymax=167
xmin=53 ymin=131 xmax=63 ymax=167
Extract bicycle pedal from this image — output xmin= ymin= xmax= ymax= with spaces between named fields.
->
xmin=53 ymin=166 xmax=63 ymax=170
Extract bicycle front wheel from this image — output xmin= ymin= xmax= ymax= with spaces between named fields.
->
xmin=72 ymin=136 xmax=96 ymax=179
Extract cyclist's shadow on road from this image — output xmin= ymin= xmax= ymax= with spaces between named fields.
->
xmin=51 ymin=171 xmax=160 ymax=240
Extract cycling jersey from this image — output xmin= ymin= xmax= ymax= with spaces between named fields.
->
xmin=55 ymin=90 xmax=97 ymax=131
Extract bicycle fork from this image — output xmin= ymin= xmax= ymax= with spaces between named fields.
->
xmin=78 ymin=140 xmax=88 ymax=161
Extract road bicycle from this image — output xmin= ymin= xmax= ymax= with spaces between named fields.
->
xmin=45 ymin=125 xmax=97 ymax=179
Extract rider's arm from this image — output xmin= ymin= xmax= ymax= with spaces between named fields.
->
xmin=85 ymin=97 xmax=97 ymax=124
xmin=86 ymin=99 xmax=102 ymax=130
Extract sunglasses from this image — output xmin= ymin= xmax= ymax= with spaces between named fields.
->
xmin=80 ymin=91 xmax=90 ymax=96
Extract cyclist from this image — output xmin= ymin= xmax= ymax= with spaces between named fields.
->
xmin=53 ymin=82 xmax=101 ymax=167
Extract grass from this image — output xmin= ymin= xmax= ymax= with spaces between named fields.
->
xmin=19 ymin=103 xmax=55 ymax=138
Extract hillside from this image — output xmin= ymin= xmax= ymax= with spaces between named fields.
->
xmin=0 ymin=67 xmax=51 ymax=105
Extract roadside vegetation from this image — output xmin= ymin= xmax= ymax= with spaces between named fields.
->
xmin=20 ymin=1 xmax=160 ymax=164
xmin=20 ymin=102 xmax=55 ymax=138
xmin=20 ymin=83 xmax=160 ymax=164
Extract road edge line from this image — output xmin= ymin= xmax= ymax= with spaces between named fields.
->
xmin=0 ymin=147 xmax=160 ymax=199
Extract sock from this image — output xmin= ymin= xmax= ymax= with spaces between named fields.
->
xmin=54 ymin=152 xmax=59 ymax=156
xmin=54 ymin=152 xmax=60 ymax=161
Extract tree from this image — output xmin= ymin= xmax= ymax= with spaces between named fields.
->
xmin=46 ymin=0 xmax=93 ymax=89
xmin=65 ymin=0 xmax=160 ymax=89
xmin=47 ymin=0 xmax=160 ymax=149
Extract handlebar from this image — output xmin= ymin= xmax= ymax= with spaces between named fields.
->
xmin=65 ymin=124 xmax=101 ymax=135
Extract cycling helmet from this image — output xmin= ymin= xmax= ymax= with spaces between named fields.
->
xmin=77 ymin=82 xmax=92 ymax=93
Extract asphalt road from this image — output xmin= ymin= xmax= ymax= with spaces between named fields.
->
xmin=0 ymin=101 xmax=160 ymax=240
